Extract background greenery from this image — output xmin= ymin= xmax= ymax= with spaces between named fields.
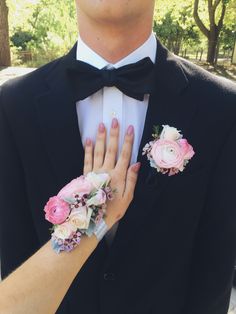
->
xmin=7 ymin=0 xmax=77 ymax=67
xmin=3 ymin=0 xmax=236 ymax=71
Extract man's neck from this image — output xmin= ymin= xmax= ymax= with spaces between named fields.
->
xmin=77 ymin=12 xmax=154 ymax=64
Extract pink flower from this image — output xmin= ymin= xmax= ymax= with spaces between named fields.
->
xmin=58 ymin=176 xmax=93 ymax=200
xmin=178 ymin=139 xmax=195 ymax=160
xmin=95 ymin=212 xmax=103 ymax=225
xmin=44 ymin=196 xmax=70 ymax=224
xmin=151 ymin=139 xmax=185 ymax=171
xmin=143 ymin=124 xmax=195 ymax=176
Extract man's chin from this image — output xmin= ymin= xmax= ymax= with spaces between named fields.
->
xmin=77 ymin=0 xmax=143 ymax=24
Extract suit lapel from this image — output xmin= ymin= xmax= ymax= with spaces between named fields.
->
xmin=35 ymin=44 xmax=85 ymax=188
xmin=105 ymin=39 xmax=198 ymax=261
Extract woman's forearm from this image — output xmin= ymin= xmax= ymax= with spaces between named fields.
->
xmin=0 ymin=234 xmax=99 ymax=314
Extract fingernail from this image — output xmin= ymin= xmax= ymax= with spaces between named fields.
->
xmin=133 ymin=162 xmax=141 ymax=173
xmin=99 ymin=123 xmax=105 ymax=133
xmin=86 ymin=138 xmax=91 ymax=146
xmin=127 ymin=125 xmax=134 ymax=136
xmin=112 ymin=118 xmax=118 ymax=129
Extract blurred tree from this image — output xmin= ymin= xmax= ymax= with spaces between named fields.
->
xmin=3 ymin=0 xmax=235 ymax=66
xmin=219 ymin=0 xmax=236 ymax=59
xmin=193 ymin=0 xmax=230 ymax=64
xmin=7 ymin=0 xmax=77 ymax=65
xmin=154 ymin=5 xmax=200 ymax=55
xmin=0 ymin=0 xmax=11 ymax=66
xmin=11 ymin=29 xmax=35 ymax=50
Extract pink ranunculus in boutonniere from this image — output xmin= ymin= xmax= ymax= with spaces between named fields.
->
xmin=142 ymin=125 xmax=195 ymax=176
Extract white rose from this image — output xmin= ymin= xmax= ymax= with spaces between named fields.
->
xmin=53 ymin=222 xmax=76 ymax=240
xmin=160 ymin=125 xmax=182 ymax=141
xmin=86 ymin=172 xmax=110 ymax=189
xmin=69 ymin=206 xmax=92 ymax=230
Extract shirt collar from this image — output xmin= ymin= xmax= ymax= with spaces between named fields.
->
xmin=76 ymin=32 xmax=157 ymax=69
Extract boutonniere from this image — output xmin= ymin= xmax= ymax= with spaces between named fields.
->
xmin=142 ymin=125 xmax=195 ymax=176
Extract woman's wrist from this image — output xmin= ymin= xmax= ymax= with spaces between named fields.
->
xmin=103 ymin=216 xmax=114 ymax=230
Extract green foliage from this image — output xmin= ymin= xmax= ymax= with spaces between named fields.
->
xmin=7 ymin=0 xmax=77 ymax=66
xmin=220 ymin=26 xmax=236 ymax=50
xmin=154 ymin=0 xmax=236 ymax=59
xmin=11 ymin=28 xmax=35 ymax=50
xmin=6 ymin=0 xmax=236 ymax=66
xmin=153 ymin=9 xmax=200 ymax=55
xmin=221 ymin=0 xmax=236 ymax=51
xmin=154 ymin=0 xmax=201 ymax=55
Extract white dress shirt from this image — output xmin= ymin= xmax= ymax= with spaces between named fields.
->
xmin=76 ymin=33 xmax=157 ymax=246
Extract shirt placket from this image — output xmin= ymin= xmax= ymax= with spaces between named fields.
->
xmin=103 ymin=86 xmax=123 ymax=157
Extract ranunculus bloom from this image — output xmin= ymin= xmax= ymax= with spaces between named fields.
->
xmin=69 ymin=206 xmax=91 ymax=230
xmin=151 ymin=139 xmax=185 ymax=171
xmin=178 ymin=139 xmax=195 ymax=160
xmin=86 ymin=172 xmax=110 ymax=190
xmin=160 ymin=125 xmax=182 ymax=141
xmin=58 ymin=176 xmax=93 ymax=200
xmin=87 ymin=189 xmax=107 ymax=207
xmin=44 ymin=196 xmax=70 ymax=224
xmin=53 ymin=222 xmax=76 ymax=240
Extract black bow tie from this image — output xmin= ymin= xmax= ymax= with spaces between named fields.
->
xmin=66 ymin=57 xmax=155 ymax=101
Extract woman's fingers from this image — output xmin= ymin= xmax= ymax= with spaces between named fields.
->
xmin=93 ymin=123 xmax=106 ymax=171
xmin=115 ymin=125 xmax=134 ymax=175
xmin=124 ymin=163 xmax=141 ymax=200
xmin=83 ymin=138 xmax=93 ymax=175
xmin=103 ymin=118 xmax=119 ymax=170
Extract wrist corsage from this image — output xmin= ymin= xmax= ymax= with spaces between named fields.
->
xmin=44 ymin=172 xmax=114 ymax=253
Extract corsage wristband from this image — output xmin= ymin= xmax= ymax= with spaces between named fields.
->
xmin=43 ymin=172 xmax=114 ymax=253
xmin=93 ymin=219 xmax=109 ymax=242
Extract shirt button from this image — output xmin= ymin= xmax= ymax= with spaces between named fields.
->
xmin=103 ymin=273 xmax=116 ymax=281
xmin=111 ymin=111 xmax=117 ymax=118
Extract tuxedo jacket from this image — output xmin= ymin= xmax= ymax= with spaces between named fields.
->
xmin=1 ymin=39 xmax=236 ymax=314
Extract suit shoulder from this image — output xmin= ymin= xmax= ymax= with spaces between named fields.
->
xmin=175 ymin=56 xmax=236 ymax=115
xmin=177 ymin=56 xmax=236 ymax=96
xmin=0 ymin=56 xmax=63 ymax=105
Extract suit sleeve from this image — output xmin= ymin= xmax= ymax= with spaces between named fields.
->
xmin=0 ymin=86 xmax=40 ymax=279
xmin=182 ymin=120 xmax=236 ymax=314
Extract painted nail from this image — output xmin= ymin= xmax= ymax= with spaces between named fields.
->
xmin=99 ymin=123 xmax=105 ymax=133
xmin=127 ymin=125 xmax=134 ymax=136
xmin=112 ymin=118 xmax=118 ymax=129
xmin=133 ymin=162 xmax=141 ymax=173
xmin=86 ymin=138 xmax=91 ymax=146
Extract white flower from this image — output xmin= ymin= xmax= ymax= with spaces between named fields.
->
xmin=86 ymin=172 xmax=110 ymax=189
xmin=69 ymin=206 xmax=92 ymax=230
xmin=87 ymin=189 xmax=107 ymax=207
xmin=160 ymin=125 xmax=182 ymax=141
xmin=53 ymin=222 xmax=76 ymax=240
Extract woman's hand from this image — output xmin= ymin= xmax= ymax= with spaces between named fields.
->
xmin=83 ymin=118 xmax=141 ymax=229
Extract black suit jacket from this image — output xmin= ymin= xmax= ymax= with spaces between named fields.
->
xmin=1 ymin=39 xmax=236 ymax=314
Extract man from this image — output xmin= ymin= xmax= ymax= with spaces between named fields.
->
xmin=0 ymin=1 xmax=236 ymax=313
